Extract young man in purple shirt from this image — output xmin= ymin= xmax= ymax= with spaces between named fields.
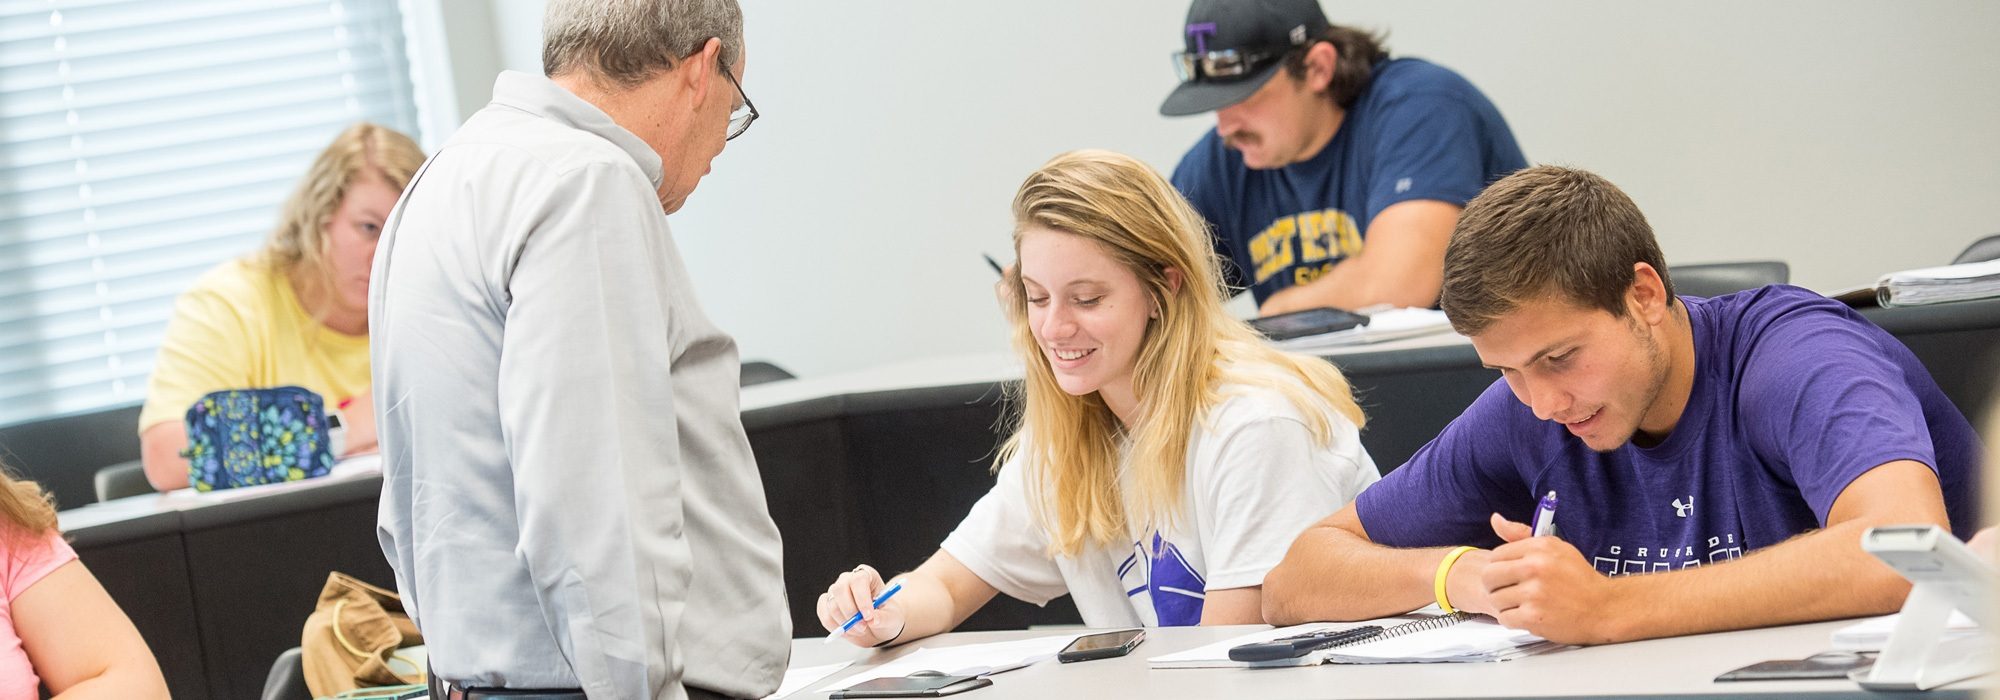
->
xmin=1263 ymin=165 xmax=1982 ymax=645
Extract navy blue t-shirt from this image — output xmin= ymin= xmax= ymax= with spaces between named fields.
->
xmin=1171 ymin=58 xmax=1527 ymax=302
xmin=1356 ymin=286 xmax=1983 ymax=575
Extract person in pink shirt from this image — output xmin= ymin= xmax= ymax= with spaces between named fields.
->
xmin=0 ymin=469 xmax=165 ymax=700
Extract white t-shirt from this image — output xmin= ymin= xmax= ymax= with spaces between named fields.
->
xmin=940 ymin=383 xmax=1378 ymax=627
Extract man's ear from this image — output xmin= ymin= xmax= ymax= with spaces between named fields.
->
xmin=1628 ymin=262 xmax=1672 ymax=325
xmin=1304 ymin=41 xmax=1338 ymax=92
xmin=683 ymin=37 xmax=723 ymax=99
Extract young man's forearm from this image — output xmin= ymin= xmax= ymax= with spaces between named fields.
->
xmin=1594 ymin=518 xmax=1915 ymax=642
xmin=1268 ymin=516 xmax=1920 ymax=638
xmin=1331 ymin=254 xmax=1442 ymax=310
xmin=1263 ymin=522 xmax=1453 ymax=625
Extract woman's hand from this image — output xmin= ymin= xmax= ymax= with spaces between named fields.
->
xmin=818 ymin=564 xmax=905 ymax=647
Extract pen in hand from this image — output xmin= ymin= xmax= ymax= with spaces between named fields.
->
xmin=1532 ymin=490 xmax=1559 ymax=538
xmin=826 ymin=582 xmax=904 ymax=644
xmin=983 ymin=253 xmax=1006 ymax=277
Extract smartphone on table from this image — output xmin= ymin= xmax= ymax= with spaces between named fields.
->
xmin=1246 ymin=306 xmax=1370 ymax=341
xmin=1057 ymin=628 xmax=1146 ymax=663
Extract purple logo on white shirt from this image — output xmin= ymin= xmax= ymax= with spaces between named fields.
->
xmin=1117 ymin=533 xmax=1205 ymax=626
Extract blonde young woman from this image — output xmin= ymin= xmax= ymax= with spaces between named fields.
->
xmin=137 ymin=123 xmax=424 ymax=491
xmin=818 ymin=150 xmax=1380 ymax=646
xmin=0 ymin=469 xmax=166 ymax=699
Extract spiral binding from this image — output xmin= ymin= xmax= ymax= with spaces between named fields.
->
xmin=1329 ymin=611 xmax=1477 ymax=649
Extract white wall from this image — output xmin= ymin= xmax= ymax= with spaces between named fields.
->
xmin=448 ymin=1 xmax=2000 ymax=379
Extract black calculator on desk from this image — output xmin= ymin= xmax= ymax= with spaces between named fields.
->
xmin=1229 ymin=625 xmax=1383 ymax=662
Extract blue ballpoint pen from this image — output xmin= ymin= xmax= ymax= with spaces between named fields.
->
xmin=1532 ymin=490 xmax=1559 ymax=538
xmin=825 ymin=582 xmax=904 ymax=644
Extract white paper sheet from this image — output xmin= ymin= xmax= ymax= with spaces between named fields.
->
xmin=829 ymin=633 xmax=1082 ymax=690
xmin=764 ymin=661 xmax=852 ymax=699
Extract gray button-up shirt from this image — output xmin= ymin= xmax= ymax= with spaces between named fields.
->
xmin=370 ymin=71 xmax=789 ymax=700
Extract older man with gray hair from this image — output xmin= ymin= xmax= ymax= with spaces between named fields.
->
xmin=369 ymin=0 xmax=785 ymax=698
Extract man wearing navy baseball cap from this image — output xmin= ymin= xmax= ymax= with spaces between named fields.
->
xmin=1164 ymin=0 xmax=1527 ymax=317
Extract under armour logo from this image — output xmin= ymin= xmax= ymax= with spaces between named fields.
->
xmin=1672 ymin=497 xmax=1694 ymax=518
xmin=1186 ymin=22 xmax=1217 ymax=53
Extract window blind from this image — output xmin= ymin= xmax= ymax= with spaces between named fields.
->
xmin=0 ymin=0 xmax=422 ymax=427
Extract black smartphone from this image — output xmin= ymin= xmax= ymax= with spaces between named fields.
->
xmin=831 ymin=675 xmax=993 ymax=698
xmin=1714 ymin=651 xmax=1876 ymax=681
xmin=1057 ymin=628 xmax=1146 ymax=663
xmin=1247 ymin=306 xmax=1370 ymax=341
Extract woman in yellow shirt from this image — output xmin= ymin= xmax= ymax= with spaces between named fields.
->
xmin=138 ymin=123 xmax=424 ymax=492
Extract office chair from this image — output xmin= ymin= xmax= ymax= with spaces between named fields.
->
xmin=261 ymin=647 xmax=311 ymax=700
xmin=740 ymin=360 xmax=796 ymax=387
xmin=1951 ymin=234 xmax=2000 ymax=265
xmin=1669 ymin=261 xmax=1790 ymax=298
xmin=92 ymin=460 xmax=153 ymax=502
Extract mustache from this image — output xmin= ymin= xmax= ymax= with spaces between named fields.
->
xmin=1222 ymin=132 xmax=1260 ymax=150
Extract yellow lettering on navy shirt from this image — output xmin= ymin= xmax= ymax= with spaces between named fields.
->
xmin=1249 ymin=217 xmax=1297 ymax=284
xmin=1249 ymin=208 xmax=1365 ymax=285
xmin=1298 ymin=210 xmax=1330 ymax=263
xmin=1334 ymin=210 xmax=1362 ymax=257
xmin=1293 ymin=262 xmax=1336 ymax=287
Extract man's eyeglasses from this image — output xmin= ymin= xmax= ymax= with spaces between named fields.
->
xmin=1171 ymin=48 xmax=1284 ymax=83
xmin=720 ymin=60 xmax=758 ymax=141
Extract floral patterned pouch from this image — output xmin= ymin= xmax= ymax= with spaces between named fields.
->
xmin=180 ymin=386 xmax=335 ymax=491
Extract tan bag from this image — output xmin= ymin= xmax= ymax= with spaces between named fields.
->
xmin=301 ymin=572 xmax=425 ymax=697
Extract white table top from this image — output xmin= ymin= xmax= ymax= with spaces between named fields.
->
xmin=740 ymin=331 xmax=1476 ymax=413
xmin=780 ymin=620 xmax=1980 ymax=699
xmin=56 ymin=454 xmax=382 ymax=533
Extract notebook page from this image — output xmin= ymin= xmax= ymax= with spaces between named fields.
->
xmin=830 ymin=633 xmax=1081 ymax=689
xmin=1323 ymin=618 xmax=1545 ymax=663
xmin=1147 ymin=623 xmax=1352 ymax=668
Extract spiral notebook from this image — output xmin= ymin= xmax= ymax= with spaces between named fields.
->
xmin=1149 ymin=612 xmax=1562 ymax=668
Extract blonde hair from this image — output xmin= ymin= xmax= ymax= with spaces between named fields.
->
xmin=1000 ymin=149 xmax=1366 ymax=557
xmin=256 ymin=122 xmax=424 ymax=314
xmin=0 ymin=466 xmax=57 ymax=541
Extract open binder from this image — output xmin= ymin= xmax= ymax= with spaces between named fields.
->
xmin=1149 ymin=612 xmax=1563 ymax=669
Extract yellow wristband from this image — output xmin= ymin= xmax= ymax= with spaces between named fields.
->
xmin=1434 ymin=546 xmax=1477 ymax=614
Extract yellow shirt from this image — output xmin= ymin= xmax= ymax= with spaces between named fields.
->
xmin=137 ymin=258 xmax=371 ymax=433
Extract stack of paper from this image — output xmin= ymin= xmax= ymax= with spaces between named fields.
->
xmin=1873 ymin=259 xmax=2000 ymax=307
xmin=1322 ymin=618 xmax=1552 ymax=664
xmin=763 ymin=661 xmax=851 ymax=699
xmin=1832 ymin=612 xmax=1983 ymax=652
xmin=1270 ymin=307 xmax=1454 ymax=352
xmin=827 ymin=633 xmax=1081 ymax=690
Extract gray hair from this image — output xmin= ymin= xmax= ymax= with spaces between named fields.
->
xmin=542 ymin=0 xmax=744 ymax=87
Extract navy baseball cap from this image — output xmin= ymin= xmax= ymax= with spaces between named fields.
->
xmin=1159 ymin=0 xmax=1330 ymax=117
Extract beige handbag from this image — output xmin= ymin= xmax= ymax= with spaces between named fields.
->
xmin=301 ymin=572 xmax=426 ymax=697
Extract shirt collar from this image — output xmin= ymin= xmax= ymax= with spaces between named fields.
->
xmin=488 ymin=70 xmax=665 ymax=189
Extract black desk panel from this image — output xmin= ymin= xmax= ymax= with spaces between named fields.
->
xmin=746 ymin=404 xmax=869 ymax=637
xmin=1863 ymin=298 xmax=2000 ymax=431
xmin=178 ymin=477 xmax=395 ymax=700
xmin=1335 ymin=361 xmax=1498 ymax=475
xmin=746 ymin=384 xmax=1082 ymax=635
xmin=69 ymin=512 xmax=208 ymax=700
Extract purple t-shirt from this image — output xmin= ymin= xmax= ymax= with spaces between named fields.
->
xmin=1357 ymin=286 xmax=1982 ymax=574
